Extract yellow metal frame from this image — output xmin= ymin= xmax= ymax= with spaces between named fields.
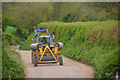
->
xmin=36 ymin=44 xmax=60 ymax=63
xmin=40 ymin=34 xmax=47 ymax=36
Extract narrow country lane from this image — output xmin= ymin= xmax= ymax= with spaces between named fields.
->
xmin=10 ymin=46 xmax=94 ymax=78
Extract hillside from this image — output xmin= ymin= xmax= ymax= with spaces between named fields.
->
xmin=19 ymin=21 xmax=119 ymax=78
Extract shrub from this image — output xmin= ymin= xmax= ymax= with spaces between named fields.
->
xmin=4 ymin=26 xmax=17 ymax=34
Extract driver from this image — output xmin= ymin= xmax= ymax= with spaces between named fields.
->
xmin=42 ymin=37 xmax=47 ymax=43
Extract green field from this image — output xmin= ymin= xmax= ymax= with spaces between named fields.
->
xmin=19 ymin=21 xmax=119 ymax=78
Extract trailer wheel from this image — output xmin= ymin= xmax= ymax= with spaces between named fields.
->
xmin=34 ymin=56 xmax=38 ymax=67
xmin=52 ymin=62 xmax=57 ymax=63
xmin=59 ymin=56 xmax=63 ymax=65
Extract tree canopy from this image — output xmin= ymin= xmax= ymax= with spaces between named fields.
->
xmin=2 ymin=2 xmax=119 ymax=35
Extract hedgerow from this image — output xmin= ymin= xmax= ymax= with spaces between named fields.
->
xmin=2 ymin=32 xmax=25 ymax=78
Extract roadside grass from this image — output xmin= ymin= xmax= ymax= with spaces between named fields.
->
xmin=2 ymin=48 xmax=25 ymax=78
xmin=19 ymin=21 xmax=119 ymax=78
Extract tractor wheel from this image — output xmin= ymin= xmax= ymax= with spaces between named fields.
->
xmin=31 ymin=52 xmax=34 ymax=64
xmin=34 ymin=56 xmax=38 ymax=67
xmin=59 ymin=56 xmax=63 ymax=65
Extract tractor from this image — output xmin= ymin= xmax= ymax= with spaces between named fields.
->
xmin=30 ymin=25 xmax=63 ymax=67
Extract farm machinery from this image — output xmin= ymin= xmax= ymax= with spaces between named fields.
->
xmin=30 ymin=25 xmax=63 ymax=67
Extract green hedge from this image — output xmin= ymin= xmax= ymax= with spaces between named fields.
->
xmin=2 ymin=32 xmax=25 ymax=78
xmin=20 ymin=21 xmax=119 ymax=78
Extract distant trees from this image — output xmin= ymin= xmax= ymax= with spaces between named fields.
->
xmin=2 ymin=2 xmax=54 ymax=35
xmin=2 ymin=2 xmax=118 ymax=36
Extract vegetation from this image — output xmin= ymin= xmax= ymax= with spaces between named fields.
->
xmin=4 ymin=26 xmax=21 ymax=45
xmin=20 ymin=21 xmax=119 ymax=78
xmin=0 ymin=2 xmax=2 ymax=79
xmin=0 ymin=29 xmax=2 ymax=79
xmin=2 ymin=32 xmax=25 ymax=78
xmin=2 ymin=2 xmax=118 ymax=41
xmin=19 ymin=32 xmax=35 ymax=50
xmin=2 ymin=2 xmax=119 ymax=79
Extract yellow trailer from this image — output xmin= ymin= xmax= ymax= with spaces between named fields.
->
xmin=32 ymin=43 xmax=63 ymax=67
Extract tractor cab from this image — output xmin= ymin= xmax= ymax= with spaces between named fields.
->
xmin=34 ymin=26 xmax=55 ymax=50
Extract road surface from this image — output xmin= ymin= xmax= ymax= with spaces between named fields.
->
xmin=10 ymin=46 xmax=94 ymax=78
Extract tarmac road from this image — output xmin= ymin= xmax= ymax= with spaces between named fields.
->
xmin=11 ymin=46 xmax=94 ymax=78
